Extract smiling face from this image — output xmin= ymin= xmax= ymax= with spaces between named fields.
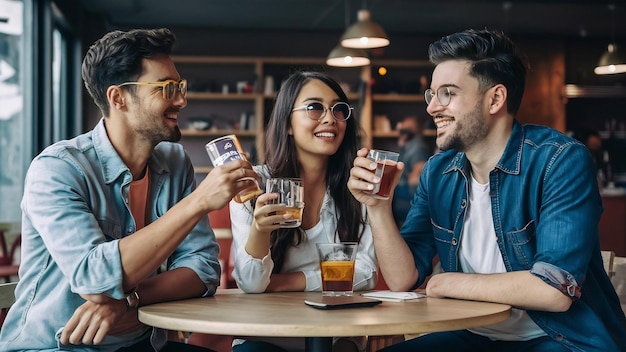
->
xmin=122 ymin=54 xmax=187 ymax=144
xmin=426 ymin=60 xmax=489 ymax=152
xmin=289 ymin=79 xmax=347 ymax=160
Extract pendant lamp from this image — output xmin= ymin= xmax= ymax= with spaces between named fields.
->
xmin=340 ymin=9 xmax=389 ymax=49
xmin=327 ymin=0 xmax=371 ymax=67
xmin=595 ymin=4 xmax=626 ymax=75
xmin=326 ymin=45 xmax=370 ymax=67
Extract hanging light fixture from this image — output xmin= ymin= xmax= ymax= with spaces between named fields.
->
xmin=340 ymin=9 xmax=389 ymax=49
xmin=326 ymin=45 xmax=370 ymax=67
xmin=595 ymin=4 xmax=626 ymax=75
xmin=327 ymin=0 xmax=371 ymax=67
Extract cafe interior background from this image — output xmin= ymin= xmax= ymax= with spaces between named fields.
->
xmin=1 ymin=0 xmax=626 ymax=258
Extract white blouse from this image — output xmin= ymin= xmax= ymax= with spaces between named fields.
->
xmin=229 ymin=165 xmax=378 ymax=293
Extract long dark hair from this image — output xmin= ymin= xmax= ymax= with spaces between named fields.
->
xmin=264 ymin=71 xmax=365 ymax=273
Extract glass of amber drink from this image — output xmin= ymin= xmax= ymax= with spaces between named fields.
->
xmin=266 ymin=178 xmax=304 ymax=228
xmin=316 ymin=242 xmax=357 ymax=296
xmin=367 ymin=149 xmax=400 ymax=199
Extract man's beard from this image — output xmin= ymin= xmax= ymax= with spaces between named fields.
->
xmin=437 ymin=101 xmax=487 ymax=152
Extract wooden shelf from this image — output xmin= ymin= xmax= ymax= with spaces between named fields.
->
xmin=187 ymin=92 xmax=262 ymax=100
xmin=181 ymin=129 xmax=258 ymax=137
xmin=372 ymin=129 xmax=436 ymax=138
xmin=174 ymin=55 xmax=435 ymax=172
xmin=194 ymin=166 xmax=213 ymax=174
xmin=563 ymin=85 xmax=626 ymax=98
xmin=373 ymin=94 xmax=425 ymax=102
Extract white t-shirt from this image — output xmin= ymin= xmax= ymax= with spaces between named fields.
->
xmin=459 ymin=175 xmax=546 ymax=341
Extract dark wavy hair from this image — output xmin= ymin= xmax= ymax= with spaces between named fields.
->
xmin=428 ymin=29 xmax=529 ymax=115
xmin=264 ymin=71 xmax=366 ymax=273
xmin=81 ymin=28 xmax=176 ymax=117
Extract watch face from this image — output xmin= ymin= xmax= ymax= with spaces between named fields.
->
xmin=126 ymin=291 xmax=139 ymax=308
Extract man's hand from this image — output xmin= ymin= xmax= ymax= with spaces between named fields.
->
xmin=348 ymin=148 xmax=404 ymax=207
xmin=195 ymin=160 xmax=261 ymax=212
xmin=60 ymin=300 xmax=142 ymax=345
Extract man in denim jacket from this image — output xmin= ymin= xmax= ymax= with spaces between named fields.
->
xmin=0 ymin=28 xmax=259 ymax=351
xmin=349 ymin=29 xmax=626 ymax=351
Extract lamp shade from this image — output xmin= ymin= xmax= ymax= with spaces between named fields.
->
xmin=340 ymin=9 xmax=389 ymax=49
xmin=595 ymin=43 xmax=626 ymax=75
xmin=326 ymin=45 xmax=370 ymax=67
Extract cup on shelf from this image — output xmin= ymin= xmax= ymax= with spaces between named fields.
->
xmin=205 ymin=134 xmax=263 ymax=203
xmin=316 ymin=242 xmax=357 ymax=296
xmin=366 ymin=149 xmax=400 ymax=200
xmin=265 ymin=178 xmax=304 ymax=228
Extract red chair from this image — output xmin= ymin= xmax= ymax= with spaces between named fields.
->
xmin=0 ymin=231 xmax=20 ymax=283
xmin=208 ymin=205 xmax=237 ymax=289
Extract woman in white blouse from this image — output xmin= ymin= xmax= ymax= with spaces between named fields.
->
xmin=230 ymin=71 xmax=378 ymax=352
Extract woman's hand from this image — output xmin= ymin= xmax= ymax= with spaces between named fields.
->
xmin=252 ymin=192 xmax=292 ymax=233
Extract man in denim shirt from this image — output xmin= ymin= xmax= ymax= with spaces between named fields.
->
xmin=0 ymin=28 xmax=259 ymax=351
xmin=349 ymin=29 xmax=626 ymax=351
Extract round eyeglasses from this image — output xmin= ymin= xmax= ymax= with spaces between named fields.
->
xmin=292 ymin=102 xmax=353 ymax=121
xmin=424 ymin=86 xmax=452 ymax=107
xmin=117 ymin=79 xmax=188 ymax=101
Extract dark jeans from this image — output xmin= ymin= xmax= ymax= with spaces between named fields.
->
xmin=116 ymin=338 xmax=217 ymax=352
xmin=378 ymin=330 xmax=569 ymax=352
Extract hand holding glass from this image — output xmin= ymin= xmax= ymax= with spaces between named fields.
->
xmin=205 ymin=135 xmax=263 ymax=203
xmin=367 ymin=149 xmax=400 ymax=199
xmin=265 ymin=178 xmax=304 ymax=228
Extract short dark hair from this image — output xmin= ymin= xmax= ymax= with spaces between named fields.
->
xmin=428 ymin=29 xmax=529 ymax=115
xmin=81 ymin=28 xmax=176 ymax=116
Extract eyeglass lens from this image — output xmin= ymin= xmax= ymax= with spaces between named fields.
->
xmin=305 ymin=102 xmax=351 ymax=121
xmin=425 ymin=86 xmax=451 ymax=106
xmin=164 ymin=80 xmax=187 ymax=100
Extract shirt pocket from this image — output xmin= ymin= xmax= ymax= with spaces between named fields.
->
xmin=432 ymin=221 xmax=455 ymax=245
xmin=505 ymin=219 xmax=536 ymax=267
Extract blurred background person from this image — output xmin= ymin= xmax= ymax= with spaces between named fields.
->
xmin=392 ymin=115 xmax=432 ymax=227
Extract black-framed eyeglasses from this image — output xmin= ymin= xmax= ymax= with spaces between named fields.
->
xmin=117 ymin=79 xmax=188 ymax=100
xmin=424 ymin=86 xmax=452 ymax=107
xmin=292 ymin=102 xmax=353 ymax=121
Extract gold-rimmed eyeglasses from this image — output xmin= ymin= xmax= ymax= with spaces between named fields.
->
xmin=292 ymin=102 xmax=353 ymax=121
xmin=424 ymin=86 xmax=453 ymax=106
xmin=117 ymin=79 xmax=188 ymax=100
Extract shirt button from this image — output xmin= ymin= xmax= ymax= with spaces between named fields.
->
xmin=461 ymin=199 xmax=467 ymax=208
xmin=127 ymin=227 xmax=133 ymax=233
xmin=555 ymin=333 xmax=564 ymax=341
xmin=452 ymin=238 xmax=458 ymax=246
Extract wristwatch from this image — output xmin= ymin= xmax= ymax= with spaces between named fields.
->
xmin=125 ymin=291 xmax=140 ymax=310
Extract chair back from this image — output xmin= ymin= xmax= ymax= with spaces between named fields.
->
xmin=0 ymin=282 xmax=17 ymax=309
xmin=0 ymin=281 xmax=17 ymax=329
xmin=602 ymin=250 xmax=616 ymax=279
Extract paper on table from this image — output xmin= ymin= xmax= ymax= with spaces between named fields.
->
xmin=361 ymin=290 xmax=426 ymax=302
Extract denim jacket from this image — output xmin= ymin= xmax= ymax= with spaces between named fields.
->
xmin=401 ymin=120 xmax=626 ymax=351
xmin=0 ymin=118 xmax=221 ymax=351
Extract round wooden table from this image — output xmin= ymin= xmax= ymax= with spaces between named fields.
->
xmin=138 ymin=289 xmax=512 ymax=352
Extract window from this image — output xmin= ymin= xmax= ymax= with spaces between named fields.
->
xmin=0 ymin=0 xmax=25 ymax=223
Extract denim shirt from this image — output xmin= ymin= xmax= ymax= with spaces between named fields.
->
xmin=0 ymin=119 xmax=221 ymax=351
xmin=401 ymin=120 xmax=626 ymax=351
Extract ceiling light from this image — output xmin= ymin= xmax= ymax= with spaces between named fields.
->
xmin=326 ymin=45 xmax=370 ymax=67
xmin=340 ymin=9 xmax=389 ymax=49
xmin=595 ymin=44 xmax=626 ymax=75
xmin=595 ymin=4 xmax=626 ymax=75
